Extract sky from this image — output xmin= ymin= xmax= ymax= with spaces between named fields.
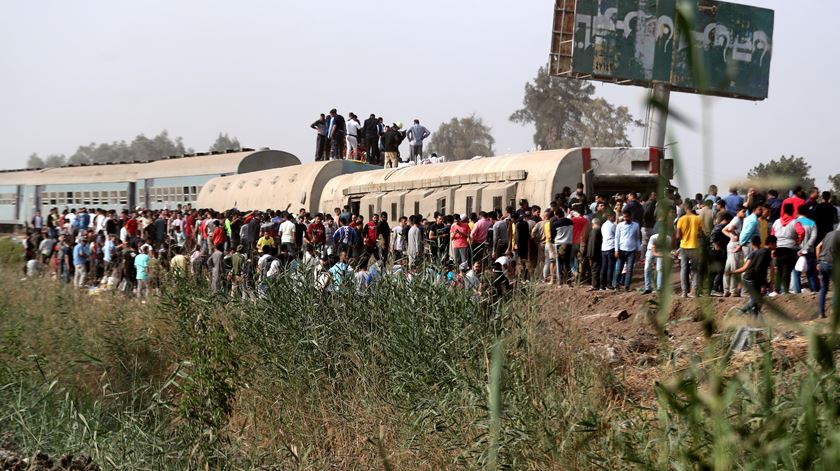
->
xmin=0 ymin=1 xmax=836 ymax=195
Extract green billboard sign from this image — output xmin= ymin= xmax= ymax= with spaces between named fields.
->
xmin=549 ymin=0 xmax=774 ymax=100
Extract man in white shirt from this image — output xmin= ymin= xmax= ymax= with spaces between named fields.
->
xmin=391 ymin=216 xmax=407 ymax=260
xmin=345 ymin=113 xmax=363 ymax=160
xmin=278 ymin=212 xmax=297 ymax=255
xmin=600 ymin=212 xmax=616 ymax=290
xmin=643 ymin=232 xmax=671 ymax=294
xmin=722 ymin=206 xmax=745 ymax=297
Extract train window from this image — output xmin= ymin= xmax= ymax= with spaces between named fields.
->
xmin=49 ymin=192 xmax=57 ymax=205
xmin=492 ymin=196 xmax=502 ymax=211
xmin=82 ymin=192 xmax=90 ymax=205
xmin=92 ymin=191 xmax=100 ymax=205
xmin=438 ymin=198 xmax=446 ymax=215
xmin=368 ymin=204 xmax=374 ymax=220
xmin=119 ymin=190 xmax=127 ymax=205
xmin=391 ymin=203 xmax=397 ymax=219
xmin=466 ymin=196 xmax=473 ymax=215
xmin=413 ymin=201 xmax=420 ymax=217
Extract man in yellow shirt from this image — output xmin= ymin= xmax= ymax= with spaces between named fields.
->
xmin=676 ymin=200 xmax=703 ymax=297
xmin=256 ymin=229 xmax=275 ymax=254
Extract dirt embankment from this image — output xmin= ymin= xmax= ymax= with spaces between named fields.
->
xmin=534 ymin=285 xmax=829 ymax=402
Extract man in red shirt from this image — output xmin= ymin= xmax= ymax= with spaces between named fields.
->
xmin=211 ymin=219 xmax=226 ymax=249
xmin=363 ymin=214 xmax=379 ymax=259
xmin=125 ymin=211 xmax=139 ymax=241
xmin=570 ymin=205 xmax=589 ymax=280
xmin=470 ymin=211 xmax=492 ymax=266
xmin=451 ymin=214 xmax=471 ymax=266
xmin=306 ymin=213 xmax=326 ymax=255
xmin=782 ymin=188 xmax=807 ymax=218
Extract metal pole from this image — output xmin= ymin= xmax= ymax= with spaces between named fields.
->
xmin=645 ymin=82 xmax=670 ymax=149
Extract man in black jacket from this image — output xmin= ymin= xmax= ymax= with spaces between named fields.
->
xmin=326 ymin=109 xmax=346 ymax=160
xmin=382 ymin=123 xmax=405 ymax=169
xmin=363 ymin=114 xmax=382 ymax=165
xmin=310 ymin=114 xmax=328 ymax=161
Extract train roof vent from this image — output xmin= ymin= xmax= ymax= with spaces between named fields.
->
xmin=225 ymin=149 xmax=237 ymax=153
xmin=211 ymin=151 xmax=223 ymax=155
xmin=184 ymin=153 xmax=196 ymax=157
xmin=241 ymin=147 xmax=254 ymax=152
xmin=196 ymin=152 xmax=208 ymax=156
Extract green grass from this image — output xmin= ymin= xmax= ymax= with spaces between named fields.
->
xmin=1 ymin=264 xmax=838 ymax=469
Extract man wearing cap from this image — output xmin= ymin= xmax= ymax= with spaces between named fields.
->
xmin=382 ymin=123 xmax=405 ymax=169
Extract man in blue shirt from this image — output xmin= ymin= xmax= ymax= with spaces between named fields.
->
xmin=407 ymin=119 xmax=431 ymax=164
xmin=737 ymin=206 xmax=763 ymax=258
xmin=613 ymin=209 xmax=641 ymax=291
xmin=723 ymin=187 xmax=744 ymax=216
xmin=72 ymin=234 xmax=91 ymax=288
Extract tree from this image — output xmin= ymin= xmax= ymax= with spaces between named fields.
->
xmin=44 ymin=154 xmax=66 ymax=167
xmin=510 ymin=65 xmax=641 ymax=149
xmin=66 ymin=130 xmax=190 ymax=165
xmin=746 ymin=155 xmax=815 ymax=191
xmin=426 ymin=115 xmax=495 ymax=161
xmin=828 ymin=174 xmax=840 ymax=199
xmin=26 ymin=153 xmax=45 ymax=168
xmin=209 ymin=133 xmax=241 ymax=152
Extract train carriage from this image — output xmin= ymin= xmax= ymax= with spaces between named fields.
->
xmin=0 ymin=148 xmax=299 ymax=229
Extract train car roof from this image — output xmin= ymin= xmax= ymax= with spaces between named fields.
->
xmin=197 ymin=159 xmax=379 ymax=212
xmin=0 ymin=149 xmax=300 ymax=185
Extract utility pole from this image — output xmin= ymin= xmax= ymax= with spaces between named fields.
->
xmin=644 ymin=82 xmax=670 ymax=150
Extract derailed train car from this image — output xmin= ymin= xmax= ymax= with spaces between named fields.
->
xmin=0 ymin=148 xmax=299 ymax=228
xmin=198 ymin=147 xmax=672 ymax=218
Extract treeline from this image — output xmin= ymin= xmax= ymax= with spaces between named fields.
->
xmin=26 ymin=132 xmax=241 ymax=168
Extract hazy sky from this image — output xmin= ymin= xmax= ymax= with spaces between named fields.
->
xmin=1 ymin=1 xmax=836 ymax=195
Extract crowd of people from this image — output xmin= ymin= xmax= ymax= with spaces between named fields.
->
xmin=17 ymin=183 xmax=840 ymax=316
xmin=310 ymin=109 xmax=431 ymax=167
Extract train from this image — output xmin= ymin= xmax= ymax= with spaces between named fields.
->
xmin=197 ymin=147 xmax=673 ymax=219
xmin=0 ymin=148 xmax=299 ymax=228
xmin=0 ymin=146 xmax=672 ymax=228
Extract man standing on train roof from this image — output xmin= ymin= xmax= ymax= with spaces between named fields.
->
xmin=382 ymin=122 xmax=405 ymax=169
xmin=326 ymin=108 xmax=346 ymax=160
xmin=407 ymin=119 xmax=430 ymax=164
xmin=363 ymin=114 xmax=382 ymax=165
xmin=310 ymin=113 xmax=328 ymax=161
xmin=345 ymin=112 xmax=362 ymax=160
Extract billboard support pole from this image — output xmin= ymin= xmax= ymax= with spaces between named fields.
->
xmin=645 ymin=82 xmax=670 ymax=150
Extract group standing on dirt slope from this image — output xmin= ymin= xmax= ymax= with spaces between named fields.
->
xmin=16 ymin=181 xmax=840 ymax=316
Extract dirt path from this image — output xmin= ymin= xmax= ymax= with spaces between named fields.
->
xmin=534 ymin=284 xmax=830 ymax=403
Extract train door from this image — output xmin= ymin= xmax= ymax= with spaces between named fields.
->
xmin=349 ymin=198 xmax=360 ymax=217
xmin=14 ymin=185 xmax=22 ymax=222
xmin=128 ymin=182 xmax=137 ymax=210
